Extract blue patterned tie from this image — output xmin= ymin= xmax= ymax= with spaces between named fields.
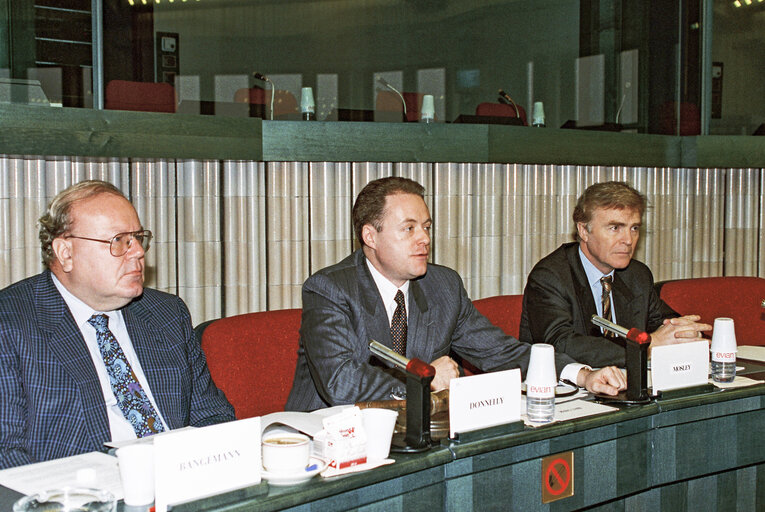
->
xmin=88 ymin=314 xmax=165 ymax=437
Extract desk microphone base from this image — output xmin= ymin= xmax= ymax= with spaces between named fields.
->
xmin=593 ymin=391 xmax=652 ymax=405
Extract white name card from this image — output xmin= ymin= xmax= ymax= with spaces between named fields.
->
xmin=154 ymin=417 xmax=261 ymax=512
xmin=651 ymin=340 xmax=709 ymax=392
xmin=449 ymin=368 xmax=521 ymax=438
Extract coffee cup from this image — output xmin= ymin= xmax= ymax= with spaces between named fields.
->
xmin=262 ymin=433 xmax=311 ymax=474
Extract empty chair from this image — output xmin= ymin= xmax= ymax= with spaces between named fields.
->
xmin=196 ymin=309 xmax=302 ymax=419
xmin=475 ymin=102 xmax=528 ymax=125
xmin=656 ymin=277 xmax=765 ymax=346
xmin=375 ymin=90 xmax=424 ymax=122
xmin=233 ymin=87 xmax=298 ymax=118
xmin=105 ymin=80 xmax=176 ymax=113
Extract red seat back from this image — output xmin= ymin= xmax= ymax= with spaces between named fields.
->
xmin=200 ymin=309 xmax=302 ymax=418
xmin=375 ymin=90 xmax=424 ymax=122
xmin=473 ymin=294 xmax=525 ymax=339
xmin=105 ymin=80 xmax=176 ymax=113
xmin=658 ymin=277 xmax=765 ymax=346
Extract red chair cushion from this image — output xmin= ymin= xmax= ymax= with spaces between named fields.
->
xmin=658 ymin=277 xmax=765 ymax=346
xmin=475 ymin=102 xmax=528 ymax=126
xmin=201 ymin=309 xmax=301 ymax=419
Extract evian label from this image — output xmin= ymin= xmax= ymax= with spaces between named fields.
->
xmin=712 ymin=350 xmax=736 ymax=362
xmin=527 ymin=384 xmax=555 ymax=398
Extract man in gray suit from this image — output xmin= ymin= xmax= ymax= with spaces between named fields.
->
xmin=286 ymin=177 xmax=626 ymax=412
xmin=0 ymin=180 xmax=234 ymax=469
xmin=519 ymin=181 xmax=711 ymax=367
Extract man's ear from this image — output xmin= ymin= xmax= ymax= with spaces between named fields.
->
xmin=576 ymin=222 xmax=589 ymax=242
xmin=361 ymin=224 xmax=377 ymax=249
xmin=52 ymin=238 xmax=74 ymax=272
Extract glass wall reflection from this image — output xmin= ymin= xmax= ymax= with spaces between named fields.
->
xmin=2 ymin=0 xmax=762 ymax=136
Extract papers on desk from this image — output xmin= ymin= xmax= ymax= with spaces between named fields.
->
xmin=711 ymin=376 xmax=764 ymax=389
xmin=0 ymin=451 xmax=123 ymax=498
xmin=521 ymin=390 xmax=618 ymax=427
xmin=738 ymin=345 xmax=765 ymax=363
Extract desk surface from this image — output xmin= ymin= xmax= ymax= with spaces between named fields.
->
xmin=2 ymin=364 xmax=764 ymax=511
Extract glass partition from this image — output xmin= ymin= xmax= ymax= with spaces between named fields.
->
xmin=2 ymin=0 xmax=762 ymax=135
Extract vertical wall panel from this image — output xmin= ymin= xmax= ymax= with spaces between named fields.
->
xmin=267 ymin=162 xmax=309 ymax=309
xmin=176 ymin=160 xmax=221 ymax=324
xmin=725 ymin=168 xmax=762 ymax=276
xmin=310 ymin=162 xmax=352 ymax=274
xmin=132 ymin=160 xmax=177 ymax=294
xmin=222 ymin=160 xmax=267 ymax=316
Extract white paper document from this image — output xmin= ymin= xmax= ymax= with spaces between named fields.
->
xmin=261 ymin=411 xmax=326 ymax=437
xmin=521 ymin=396 xmax=617 ymax=426
xmin=0 ymin=451 xmax=123 ymax=498
xmin=738 ymin=345 xmax=765 ymax=363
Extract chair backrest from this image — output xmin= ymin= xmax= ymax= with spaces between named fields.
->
xmin=475 ymin=102 xmax=528 ymax=126
xmin=473 ymin=294 xmax=525 ymax=339
xmin=197 ymin=308 xmax=302 ymax=419
xmin=658 ymin=101 xmax=700 ymax=135
xmin=657 ymin=277 xmax=765 ymax=346
xmin=233 ymin=87 xmax=298 ymax=117
xmin=105 ymin=80 xmax=176 ymax=113
xmin=375 ymin=90 xmax=423 ymax=122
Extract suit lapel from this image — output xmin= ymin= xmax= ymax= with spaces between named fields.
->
xmin=406 ymin=279 xmax=433 ymax=361
xmin=612 ymin=271 xmax=637 ymax=328
xmin=565 ymin=245 xmax=601 ymax=337
xmin=36 ymin=272 xmax=111 ymax=448
xmin=355 ymin=252 xmax=393 ymax=351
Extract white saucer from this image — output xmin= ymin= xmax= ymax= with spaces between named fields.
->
xmin=261 ymin=457 xmax=328 ymax=486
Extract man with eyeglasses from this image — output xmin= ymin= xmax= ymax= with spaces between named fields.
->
xmin=0 ymin=180 xmax=234 ymax=469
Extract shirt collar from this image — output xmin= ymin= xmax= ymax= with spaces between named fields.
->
xmin=578 ymin=245 xmax=614 ymax=289
xmin=51 ymin=273 xmax=119 ymax=329
xmin=365 ymin=257 xmax=410 ymax=310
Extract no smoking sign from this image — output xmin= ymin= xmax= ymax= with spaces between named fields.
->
xmin=541 ymin=452 xmax=574 ymax=503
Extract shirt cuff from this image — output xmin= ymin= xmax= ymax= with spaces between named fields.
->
xmin=560 ymin=363 xmax=591 ymax=387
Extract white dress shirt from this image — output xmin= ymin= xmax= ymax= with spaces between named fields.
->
xmin=52 ymin=274 xmax=168 ymax=442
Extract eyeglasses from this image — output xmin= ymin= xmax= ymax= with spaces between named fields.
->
xmin=65 ymin=230 xmax=153 ymax=257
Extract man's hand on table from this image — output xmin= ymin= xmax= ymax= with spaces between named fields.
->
xmin=576 ymin=366 xmax=627 ymax=396
xmin=429 ymin=355 xmax=459 ymax=391
xmin=649 ymin=315 xmax=712 ymax=355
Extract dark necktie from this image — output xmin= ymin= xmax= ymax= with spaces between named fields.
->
xmin=390 ymin=290 xmax=407 ymax=355
xmin=88 ymin=314 xmax=165 ymax=437
xmin=600 ymin=276 xmax=615 ymax=338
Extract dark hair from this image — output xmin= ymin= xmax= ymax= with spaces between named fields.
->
xmin=39 ymin=180 xmax=126 ymax=268
xmin=573 ymin=181 xmax=646 ymax=239
xmin=352 ymin=177 xmax=425 ymax=245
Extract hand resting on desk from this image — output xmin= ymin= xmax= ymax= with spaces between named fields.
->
xmin=577 ymin=366 xmax=627 ymax=396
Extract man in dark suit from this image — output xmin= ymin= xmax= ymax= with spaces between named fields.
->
xmin=520 ymin=181 xmax=711 ymax=367
xmin=0 ymin=180 xmax=234 ymax=469
xmin=286 ymin=177 xmax=626 ymax=412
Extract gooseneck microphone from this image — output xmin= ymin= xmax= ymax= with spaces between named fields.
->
xmin=498 ymin=88 xmax=520 ymax=118
xmin=253 ymin=72 xmax=275 ymax=120
xmin=377 ymin=76 xmax=407 ymax=119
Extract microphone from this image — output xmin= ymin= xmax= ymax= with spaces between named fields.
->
xmin=498 ymin=89 xmax=520 ymax=119
xmin=253 ymin=71 xmax=275 ymax=120
xmin=591 ymin=315 xmax=651 ymax=344
xmin=376 ymin=76 xmax=407 ymax=119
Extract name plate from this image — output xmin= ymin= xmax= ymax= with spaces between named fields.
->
xmin=449 ymin=368 xmax=521 ymax=438
xmin=154 ymin=417 xmax=261 ymax=512
xmin=651 ymin=340 xmax=709 ymax=392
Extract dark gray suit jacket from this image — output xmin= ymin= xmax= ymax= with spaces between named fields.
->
xmin=286 ymin=249 xmax=576 ymax=412
xmin=519 ymin=242 xmax=677 ymax=367
xmin=0 ymin=271 xmax=235 ymax=469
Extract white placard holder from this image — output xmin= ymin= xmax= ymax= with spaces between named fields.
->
xmin=154 ymin=417 xmax=261 ymax=512
xmin=449 ymin=368 xmax=521 ymax=438
xmin=651 ymin=340 xmax=709 ymax=392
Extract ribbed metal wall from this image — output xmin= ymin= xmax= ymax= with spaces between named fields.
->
xmin=1 ymin=155 xmax=762 ymax=325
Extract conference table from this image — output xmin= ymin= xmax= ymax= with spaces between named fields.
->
xmin=2 ymin=362 xmax=764 ymax=511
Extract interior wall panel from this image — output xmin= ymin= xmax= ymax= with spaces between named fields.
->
xmin=0 ymin=155 xmax=763 ymax=325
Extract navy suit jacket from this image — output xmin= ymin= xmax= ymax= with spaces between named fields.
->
xmin=0 ymin=271 xmax=235 ymax=469
xmin=285 ymin=249 xmax=576 ymax=412
xmin=519 ymin=242 xmax=678 ymax=367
